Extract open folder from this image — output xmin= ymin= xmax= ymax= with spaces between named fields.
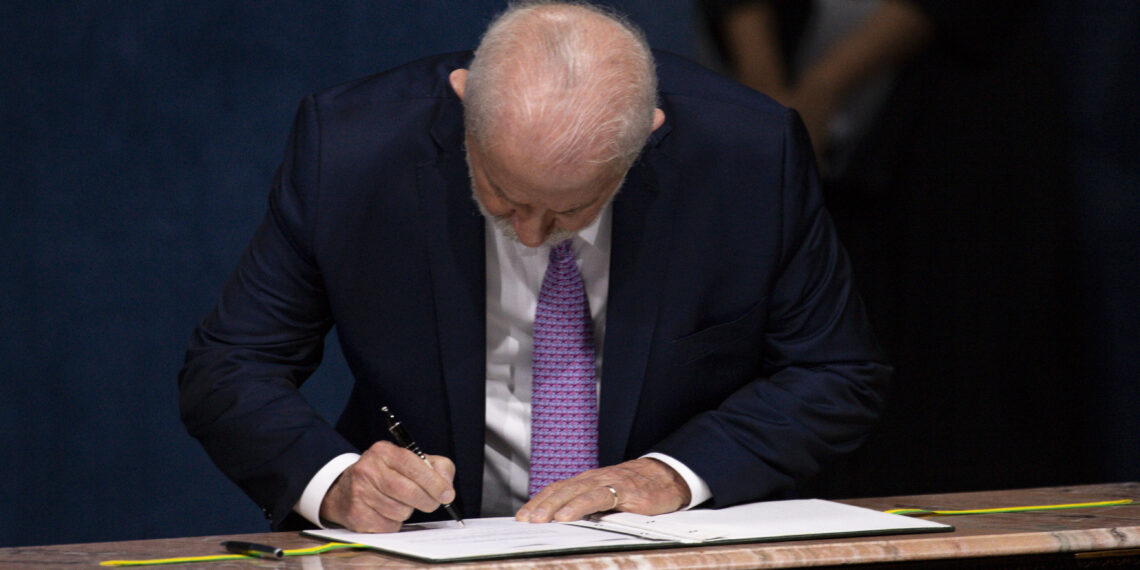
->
xmin=304 ymin=498 xmax=953 ymax=563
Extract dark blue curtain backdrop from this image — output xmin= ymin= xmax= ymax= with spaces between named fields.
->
xmin=2 ymin=0 xmax=1137 ymax=550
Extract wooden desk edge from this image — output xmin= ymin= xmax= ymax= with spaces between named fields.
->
xmin=2 ymin=482 xmax=1138 ymax=569
xmin=698 ymin=526 xmax=1140 ymax=569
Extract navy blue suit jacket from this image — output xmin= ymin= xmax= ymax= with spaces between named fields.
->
xmin=179 ymin=51 xmax=891 ymax=530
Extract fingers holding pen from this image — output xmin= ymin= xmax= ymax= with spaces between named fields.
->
xmin=418 ymin=452 xmax=458 ymax=505
xmin=318 ymin=448 xmax=407 ymax=533
xmin=319 ymin=440 xmax=457 ymax=533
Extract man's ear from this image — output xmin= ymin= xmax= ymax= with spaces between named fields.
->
xmin=651 ymin=108 xmax=665 ymax=132
xmin=449 ymin=69 xmax=468 ymax=100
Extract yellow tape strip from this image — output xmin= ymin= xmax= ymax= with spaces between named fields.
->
xmin=99 ymin=542 xmax=366 ymax=566
xmin=886 ymin=499 xmax=1134 ymax=517
xmin=100 ymin=554 xmax=244 ymax=566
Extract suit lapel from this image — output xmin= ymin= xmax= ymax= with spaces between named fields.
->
xmin=417 ymin=98 xmax=487 ymax=515
xmin=599 ymin=144 xmax=677 ymax=466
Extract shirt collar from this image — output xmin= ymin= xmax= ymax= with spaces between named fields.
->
xmin=575 ymin=201 xmax=610 ymax=253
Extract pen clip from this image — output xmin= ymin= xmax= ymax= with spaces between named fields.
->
xmin=381 ymin=406 xmax=416 ymax=451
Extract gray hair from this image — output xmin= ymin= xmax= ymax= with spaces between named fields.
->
xmin=462 ymin=1 xmax=658 ymax=176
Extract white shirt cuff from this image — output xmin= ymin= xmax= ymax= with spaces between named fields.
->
xmin=641 ymin=452 xmax=713 ymax=509
xmin=294 ymin=452 xmax=361 ymax=528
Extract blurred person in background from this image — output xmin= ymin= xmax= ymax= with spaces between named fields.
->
xmin=699 ymin=0 xmax=1096 ymax=497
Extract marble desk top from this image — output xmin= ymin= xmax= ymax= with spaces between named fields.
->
xmin=2 ymin=482 xmax=1137 ymax=568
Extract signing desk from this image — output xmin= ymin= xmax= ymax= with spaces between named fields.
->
xmin=2 ymin=483 xmax=1137 ymax=568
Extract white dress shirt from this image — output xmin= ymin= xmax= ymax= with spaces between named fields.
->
xmin=294 ymin=203 xmax=710 ymax=526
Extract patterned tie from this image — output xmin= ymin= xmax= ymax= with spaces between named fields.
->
xmin=528 ymin=239 xmax=599 ymax=497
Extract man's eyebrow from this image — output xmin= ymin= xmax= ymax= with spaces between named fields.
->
xmin=486 ymin=176 xmax=522 ymax=206
xmin=488 ymin=175 xmax=598 ymax=215
xmin=482 ymin=181 xmax=517 ymax=213
xmin=555 ymin=182 xmax=615 ymax=215
xmin=553 ymin=200 xmax=595 ymax=215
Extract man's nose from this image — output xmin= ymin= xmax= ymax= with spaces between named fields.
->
xmin=513 ymin=211 xmax=552 ymax=248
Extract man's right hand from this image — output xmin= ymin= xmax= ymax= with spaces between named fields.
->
xmin=318 ymin=440 xmax=457 ymax=533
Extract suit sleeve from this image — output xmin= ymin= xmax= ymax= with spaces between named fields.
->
xmin=650 ymin=110 xmax=891 ymax=506
xmin=178 ymin=95 xmax=358 ymax=529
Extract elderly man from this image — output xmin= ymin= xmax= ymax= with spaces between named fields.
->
xmin=179 ymin=1 xmax=890 ymax=533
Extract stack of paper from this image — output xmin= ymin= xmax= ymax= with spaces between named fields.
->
xmin=305 ymin=499 xmax=952 ymax=562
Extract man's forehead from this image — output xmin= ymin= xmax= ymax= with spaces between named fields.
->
xmin=470 ymin=138 xmax=619 ymax=208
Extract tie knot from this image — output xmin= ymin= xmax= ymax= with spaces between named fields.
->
xmin=549 ymin=240 xmax=575 ymax=264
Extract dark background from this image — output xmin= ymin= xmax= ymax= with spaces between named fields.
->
xmin=2 ymin=0 xmax=1136 ymax=548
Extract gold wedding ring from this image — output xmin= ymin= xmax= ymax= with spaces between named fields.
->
xmin=604 ymin=485 xmax=620 ymax=510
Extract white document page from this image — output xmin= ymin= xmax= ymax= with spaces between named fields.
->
xmin=580 ymin=499 xmax=952 ymax=543
xmin=306 ymin=517 xmax=659 ymax=562
xmin=305 ymin=499 xmax=951 ymax=562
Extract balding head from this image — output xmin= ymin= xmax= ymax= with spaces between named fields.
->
xmin=450 ymin=2 xmax=664 ymax=247
xmin=457 ymin=1 xmax=659 ymax=179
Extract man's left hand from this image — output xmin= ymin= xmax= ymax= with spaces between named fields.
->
xmin=515 ymin=457 xmax=691 ymax=523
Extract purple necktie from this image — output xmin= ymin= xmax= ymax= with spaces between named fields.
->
xmin=528 ymin=239 xmax=599 ymax=497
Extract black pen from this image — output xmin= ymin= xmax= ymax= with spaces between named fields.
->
xmin=381 ymin=406 xmax=465 ymax=527
xmin=221 ymin=540 xmax=284 ymax=559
